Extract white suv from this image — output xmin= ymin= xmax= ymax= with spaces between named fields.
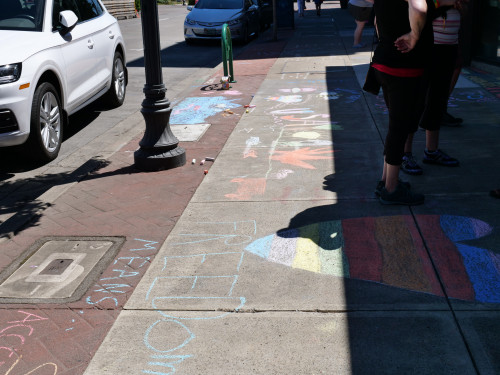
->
xmin=0 ymin=0 xmax=127 ymax=162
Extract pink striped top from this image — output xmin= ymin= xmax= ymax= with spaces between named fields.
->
xmin=433 ymin=8 xmax=461 ymax=45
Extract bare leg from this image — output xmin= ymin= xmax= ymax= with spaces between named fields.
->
xmin=425 ymin=130 xmax=439 ymax=152
xmin=404 ymin=133 xmax=414 ymax=154
xmin=383 ymin=161 xmax=400 ymax=193
xmin=354 ymin=20 xmax=366 ymax=45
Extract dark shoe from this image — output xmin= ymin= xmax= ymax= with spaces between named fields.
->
xmin=490 ymin=189 xmax=500 ymax=199
xmin=423 ymin=149 xmax=459 ymax=166
xmin=379 ymin=182 xmax=425 ymax=206
xmin=375 ymin=179 xmax=411 ymax=197
xmin=401 ymin=153 xmax=423 ymax=175
xmin=442 ymin=112 xmax=463 ymax=127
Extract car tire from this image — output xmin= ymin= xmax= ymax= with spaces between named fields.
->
xmin=242 ymin=24 xmax=250 ymax=44
xmin=104 ymin=51 xmax=126 ymax=108
xmin=27 ymin=82 xmax=63 ymax=163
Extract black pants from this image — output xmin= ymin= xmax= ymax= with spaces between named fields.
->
xmin=375 ymin=69 xmax=424 ymax=166
xmin=419 ymin=44 xmax=459 ymax=131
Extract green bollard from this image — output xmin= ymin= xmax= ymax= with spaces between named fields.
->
xmin=221 ymin=23 xmax=236 ymax=83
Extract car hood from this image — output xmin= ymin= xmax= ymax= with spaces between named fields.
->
xmin=0 ymin=31 xmax=56 ymax=64
xmin=187 ymin=9 xmax=244 ymax=23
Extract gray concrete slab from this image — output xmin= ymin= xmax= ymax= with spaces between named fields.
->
xmin=84 ymin=310 xmax=475 ymax=375
xmin=456 ymin=311 xmax=500 ymax=375
xmin=125 ymin=200 xmax=451 ymax=312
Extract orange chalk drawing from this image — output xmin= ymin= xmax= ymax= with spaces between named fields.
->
xmin=271 ymin=147 xmax=334 ymax=169
xmin=225 ymin=178 xmax=266 ymax=200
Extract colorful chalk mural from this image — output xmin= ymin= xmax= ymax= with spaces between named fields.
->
xmin=226 ymin=84 xmax=355 ymax=200
xmin=170 ymin=97 xmax=242 ymax=125
xmin=245 ymin=215 xmax=500 ymax=303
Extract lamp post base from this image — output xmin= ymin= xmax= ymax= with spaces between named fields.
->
xmin=134 ymin=146 xmax=186 ymax=172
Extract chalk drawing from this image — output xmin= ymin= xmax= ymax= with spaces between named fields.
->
xmin=170 ymin=97 xmax=241 ymax=125
xmin=271 ymin=147 xmax=334 ymax=169
xmin=4 ymin=356 xmax=57 ymax=375
xmin=279 ymin=88 xmax=316 ymax=93
xmin=292 ymin=131 xmax=321 ymax=139
xmin=244 ymin=137 xmax=260 ymax=158
xmin=225 ymin=178 xmax=267 ymax=200
xmin=274 ymin=169 xmax=294 ymax=179
xmin=0 ymin=312 xmax=47 ymax=371
xmin=244 ymin=215 xmax=500 ymax=303
xmin=266 ymin=95 xmax=303 ymax=104
xmin=139 ymin=221 xmax=253 ymax=374
xmin=87 ymin=239 xmax=158 ymax=308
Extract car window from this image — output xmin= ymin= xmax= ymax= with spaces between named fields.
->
xmin=0 ymin=0 xmax=45 ymax=31
xmin=76 ymin=0 xmax=103 ymax=21
xmin=52 ymin=0 xmax=103 ymax=29
xmin=196 ymin=0 xmax=244 ymax=10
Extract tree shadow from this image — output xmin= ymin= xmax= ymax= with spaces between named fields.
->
xmin=0 ymin=157 xmax=143 ymax=240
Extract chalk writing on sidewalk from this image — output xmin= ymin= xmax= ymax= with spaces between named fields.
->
xmin=86 ymin=239 xmax=158 ymax=308
xmin=0 ymin=311 xmax=48 ymax=371
xmin=3 ymin=356 xmax=57 ymax=375
xmin=140 ymin=221 xmax=255 ymax=374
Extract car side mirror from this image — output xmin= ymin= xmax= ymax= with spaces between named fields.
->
xmin=59 ymin=10 xmax=78 ymax=35
xmin=187 ymin=5 xmax=193 ymax=10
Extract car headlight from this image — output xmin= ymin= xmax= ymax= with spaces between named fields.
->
xmin=0 ymin=63 xmax=22 ymax=85
xmin=227 ymin=18 xmax=241 ymax=26
xmin=185 ymin=18 xmax=196 ymax=25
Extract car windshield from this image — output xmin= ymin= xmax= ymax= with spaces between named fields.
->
xmin=195 ymin=0 xmax=244 ymax=10
xmin=0 ymin=0 xmax=45 ymax=31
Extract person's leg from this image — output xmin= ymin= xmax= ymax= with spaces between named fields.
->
xmin=354 ymin=20 xmax=366 ymax=46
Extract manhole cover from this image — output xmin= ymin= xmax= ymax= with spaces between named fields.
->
xmin=0 ymin=236 xmax=124 ymax=304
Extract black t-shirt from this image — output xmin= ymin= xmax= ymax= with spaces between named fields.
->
xmin=372 ymin=0 xmax=434 ymax=69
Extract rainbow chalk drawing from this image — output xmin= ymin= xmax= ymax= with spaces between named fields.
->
xmin=245 ymin=215 xmax=500 ymax=303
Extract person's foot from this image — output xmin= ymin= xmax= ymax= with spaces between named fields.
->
xmin=422 ymin=149 xmax=459 ymax=166
xmin=442 ymin=111 xmax=463 ymax=127
xmin=353 ymin=43 xmax=367 ymax=48
xmin=379 ymin=181 xmax=425 ymax=205
xmin=375 ymin=179 xmax=411 ymax=197
xmin=490 ymin=189 xmax=500 ymax=199
xmin=401 ymin=152 xmax=423 ymax=175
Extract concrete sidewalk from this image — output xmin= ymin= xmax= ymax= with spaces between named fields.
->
xmin=1 ymin=2 xmax=500 ymax=374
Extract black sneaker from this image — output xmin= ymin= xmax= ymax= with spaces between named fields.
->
xmin=375 ymin=179 xmax=411 ymax=197
xmin=379 ymin=182 xmax=425 ymax=206
xmin=442 ymin=112 xmax=463 ymax=127
xmin=423 ymin=149 xmax=459 ymax=166
xmin=401 ymin=153 xmax=423 ymax=175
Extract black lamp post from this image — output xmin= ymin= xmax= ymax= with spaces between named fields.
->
xmin=134 ymin=0 xmax=186 ymax=171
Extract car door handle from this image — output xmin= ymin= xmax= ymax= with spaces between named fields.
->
xmin=87 ymin=39 xmax=94 ymax=49
xmin=108 ymin=30 xmax=115 ymax=39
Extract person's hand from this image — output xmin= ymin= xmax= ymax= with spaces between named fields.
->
xmin=394 ymin=31 xmax=419 ymax=53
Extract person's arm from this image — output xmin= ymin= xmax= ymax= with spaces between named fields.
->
xmin=394 ymin=0 xmax=427 ymax=53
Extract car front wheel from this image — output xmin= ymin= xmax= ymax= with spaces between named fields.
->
xmin=27 ymin=82 xmax=63 ymax=163
xmin=104 ymin=51 xmax=126 ymax=107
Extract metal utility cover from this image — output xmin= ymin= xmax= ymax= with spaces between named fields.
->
xmin=0 ymin=236 xmax=124 ymax=303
